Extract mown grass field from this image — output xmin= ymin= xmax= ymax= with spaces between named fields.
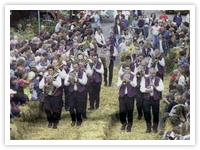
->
xmin=10 ymin=67 xmax=171 ymax=140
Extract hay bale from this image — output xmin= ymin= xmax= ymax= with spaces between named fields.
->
xmin=19 ymin=101 xmax=45 ymax=122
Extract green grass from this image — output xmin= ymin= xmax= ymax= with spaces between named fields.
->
xmin=10 ymin=67 xmax=171 ymax=140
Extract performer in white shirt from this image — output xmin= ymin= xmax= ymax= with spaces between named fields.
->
xmin=116 ymin=64 xmax=137 ymax=132
xmin=64 ymin=61 xmax=88 ymax=126
xmin=39 ymin=65 xmax=62 ymax=129
xmin=140 ymin=68 xmax=164 ymax=133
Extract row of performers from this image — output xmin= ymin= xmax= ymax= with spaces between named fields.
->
xmin=38 ymin=49 xmax=165 ymax=133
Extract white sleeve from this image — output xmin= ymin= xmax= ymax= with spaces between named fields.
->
xmin=95 ymin=63 xmax=104 ymax=74
xmin=113 ymin=46 xmax=118 ymax=56
xmin=59 ymin=69 xmax=67 ymax=79
xmin=52 ymin=76 xmax=62 ymax=88
xmin=116 ymin=76 xmax=122 ymax=88
xmin=130 ymin=75 xmax=137 ymax=87
xmin=155 ymin=79 xmax=164 ymax=92
xmin=148 ymin=58 xmax=152 ymax=68
xmin=85 ymin=64 xmax=93 ymax=76
xmin=150 ymin=48 xmax=155 ymax=56
xmin=95 ymin=34 xmax=103 ymax=45
xmin=140 ymin=77 xmax=146 ymax=93
xmin=64 ymin=74 xmax=70 ymax=86
xmin=178 ymin=76 xmax=186 ymax=87
xmin=78 ymin=72 xmax=88 ymax=85
xmin=69 ymin=64 xmax=74 ymax=72
xmin=133 ymin=66 xmax=137 ymax=75
xmin=101 ymin=34 xmax=106 ymax=45
xmin=118 ymin=66 xmax=124 ymax=77
xmin=158 ymin=57 xmax=165 ymax=67
xmin=39 ymin=77 xmax=45 ymax=89
xmin=66 ymin=50 xmax=70 ymax=58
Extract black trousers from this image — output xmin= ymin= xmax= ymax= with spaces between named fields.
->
xmin=82 ymin=88 xmax=88 ymax=117
xmin=44 ymin=95 xmax=63 ymax=124
xmin=64 ymin=86 xmax=70 ymax=110
xmin=89 ymin=81 xmax=102 ymax=109
xmin=119 ymin=95 xmax=134 ymax=126
xmin=104 ymin=59 xmax=114 ymax=85
xmin=143 ymin=97 xmax=160 ymax=125
xmin=136 ymin=88 xmax=144 ymax=117
xmin=69 ymin=91 xmax=84 ymax=123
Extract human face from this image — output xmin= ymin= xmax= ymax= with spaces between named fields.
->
xmin=124 ymin=67 xmax=131 ymax=74
xmin=73 ymin=64 xmax=79 ymax=72
xmin=149 ymin=69 xmax=156 ymax=78
xmin=52 ymin=60 xmax=58 ymax=67
xmin=10 ymin=94 xmax=14 ymax=98
xmin=48 ymin=68 xmax=54 ymax=75
xmin=106 ymin=40 xmax=110 ymax=46
xmin=92 ymin=56 xmax=98 ymax=63
xmin=78 ymin=55 xmax=84 ymax=63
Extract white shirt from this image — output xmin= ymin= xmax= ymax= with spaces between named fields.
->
xmin=148 ymin=57 xmax=165 ymax=71
xmin=55 ymin=23 xmax=61 ymax=33
xmin=178 ymin=75 xmax=186 ymax=88
xmin=39 ymin=75 xmax=62 ymax=90
xmin=118 ymin=42 xmax=126 ymax=52
xmin=151 ymin=25 xmax=161 ymax=35
xmin=95 ymin=33 xmax=106 ymax=46
xmin=117 ymin=25 xmax=121 ymax=36
xmin=140 ymin=77 xmax=164 ymax=95
xmin=159 ymin=40 xmax=164 ymax=53
xmin=111 ymin=45 xmax=118 ymax=57
xmin=122 ymin=11 xmax=130 ymax=20
xmin=90 ymin=61 xmax=104 ymax=76
xmin=64 ymin=71 xmax=88 ymax=91
xmin=186 ymin=14 xmax=190 ymax=23
xmin=116 ymin=73 xmax=137 ymax=94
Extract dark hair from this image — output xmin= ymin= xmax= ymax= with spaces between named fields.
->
xmin=125 ymin=56 xmax=131 ymax=61
xmin=150 ymin=12 xmax=156 ymax=19
xmin=21 ymin=46 xmax=31 ymax=53
xmin=72 ymin=61 xmax=79 ymax=66
xmin=47 ymin=65 xmax=54 ymax=71
xmin=14 ymin=71 xmax=25 ymax=79
xmin=123 ymin=63 xmax=131 ymax=69
xmin=93 ymin=53 xmax=98 ymax=57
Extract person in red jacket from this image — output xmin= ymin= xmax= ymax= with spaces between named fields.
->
xmin=159 ymin=11 xmax=169 ymax=21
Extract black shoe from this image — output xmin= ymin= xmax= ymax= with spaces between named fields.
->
xmin=137 ymin=116 xmax=142 ymax=120
xmin=146 ymin=123 xmax=151 ymax=133
xmin=48 ymin=122 xmax=52 ymax=128
xmin=71 ymin=121 xmax=76 ymax=126
xmin=82 ymin=115 xmax=88 ymax=119
xmin=108 ymin=84 xmax=112 ymax=87
xmin=95 ymin=105 xmax=99 ymax=109
xmin=121 ymin=124 xmax=126 ymax=130
xmin=152 ymin=124 xmax=158 ymax=133
xmin=77 ymin=121 xmax=82 ymax=126
xmin=104 ymin=82 xmax=107 ymax=87
xmin=53 ymin=123 xmax=58 ymax=129
xmin=127 ymin=125 xmax=132 ymax=132
xmin=88 ymin=107 xmax=94 ymax=110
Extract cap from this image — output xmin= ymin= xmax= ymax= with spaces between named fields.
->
xmin=10 ymin=89 xmax=17 ymax=94
xmin=17 ymin=79 xmax=24 ymax=85
xmin=182 ymin=62 xmax=189 ymax=68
